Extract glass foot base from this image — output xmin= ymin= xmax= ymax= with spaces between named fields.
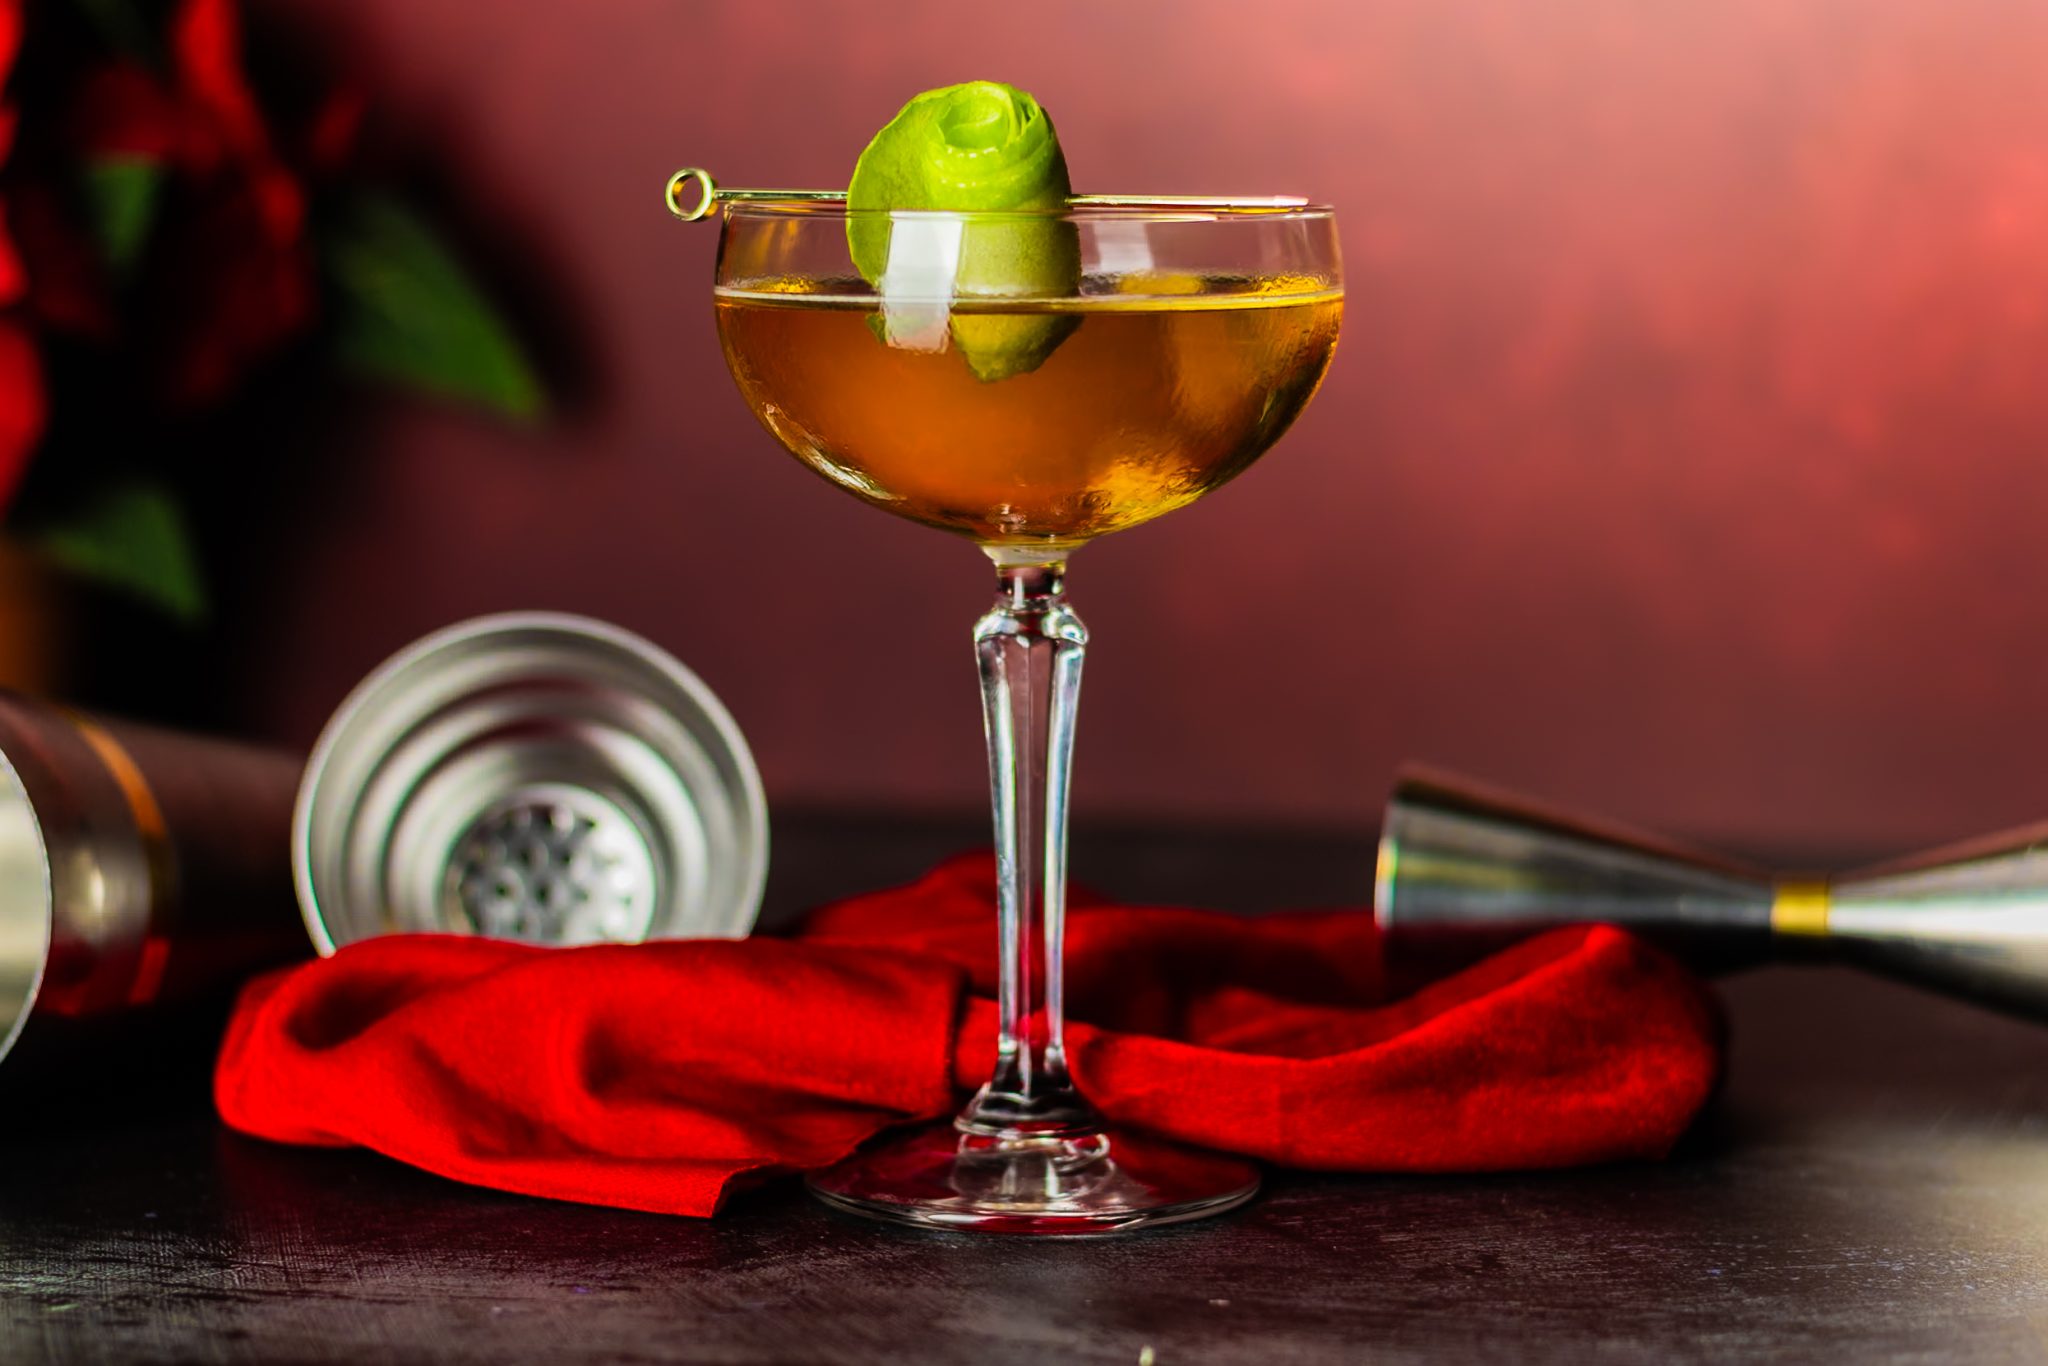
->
xmin=806 ymin=1124 xmax=1260 ymax=1236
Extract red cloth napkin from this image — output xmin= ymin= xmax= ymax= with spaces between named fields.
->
xmin=215 ymin=856 xmax=1721 ymax=1217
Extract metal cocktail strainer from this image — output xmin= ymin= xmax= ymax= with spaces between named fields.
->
xmin=294 ymin=613 xmax=768 ymax=953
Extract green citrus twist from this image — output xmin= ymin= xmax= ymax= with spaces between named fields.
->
xmin=849 ymin=81 xmax=1080 ymax=381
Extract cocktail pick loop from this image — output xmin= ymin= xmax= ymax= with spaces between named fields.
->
xmin=1377 ymin=768 xmax=2048 ymax=1022
xmin=662 ymin=167 xmax=1311 ymax=222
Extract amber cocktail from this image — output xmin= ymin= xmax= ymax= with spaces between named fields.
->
xmin=717 ymin=274 xmax=1342 ymax=544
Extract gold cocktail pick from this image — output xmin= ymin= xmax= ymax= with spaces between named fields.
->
xmin=663 ymin=168 xmax=1313 ymax=222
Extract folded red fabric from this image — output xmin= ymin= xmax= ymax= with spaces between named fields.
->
xmin=215 ymin=855 xmax=1722 ymax=1216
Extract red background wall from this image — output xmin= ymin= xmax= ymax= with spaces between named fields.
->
xmin=244 ymin=0 xmax=2048 ymax=856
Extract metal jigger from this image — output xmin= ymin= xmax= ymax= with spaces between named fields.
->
xmin=1376 ymin=769 xmax=2048 ymax=1021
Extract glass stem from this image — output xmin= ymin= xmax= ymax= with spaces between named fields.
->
xmin=958 ymin=554 xmax=1104 ymax=1144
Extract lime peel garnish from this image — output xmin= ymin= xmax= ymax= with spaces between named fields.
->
xmin=849 ymin=81 xmax=1081 ymax=381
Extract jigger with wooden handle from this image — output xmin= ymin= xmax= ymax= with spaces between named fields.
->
xmin=1376 ymin=769 xmax=2048 ymax=1021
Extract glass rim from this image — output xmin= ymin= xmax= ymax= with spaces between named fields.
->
xmin=718 ymin=196 xmax=1337 ymax=224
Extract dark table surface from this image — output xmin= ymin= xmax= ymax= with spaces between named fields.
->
xmin=6 ymin=814 xmax=2048 ymax=1365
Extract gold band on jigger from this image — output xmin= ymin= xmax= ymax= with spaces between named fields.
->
xmin=66 ymin=711 xmax=179 ymax=1006
xmin=1771 ymin=880 xmax=1833 ymax=938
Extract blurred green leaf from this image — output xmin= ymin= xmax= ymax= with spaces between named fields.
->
xmin=326 ymin=193 xmax=544 ymax=420
xmin=80 ymin=157 xmax=164 ymax=275
xmin=30 ymin=478 xmax=206 ymax=623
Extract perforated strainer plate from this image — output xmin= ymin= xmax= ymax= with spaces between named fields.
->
xmin=446 ymin=786 xmax=659 ymax=944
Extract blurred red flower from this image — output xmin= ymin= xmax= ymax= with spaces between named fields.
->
xmin=0 ymin=0 xmax=45 ymax=510
xmin=0 ymin=0 xmax=530 ymax=619
xmin=1 ymin=0 xmax=341 ymax=511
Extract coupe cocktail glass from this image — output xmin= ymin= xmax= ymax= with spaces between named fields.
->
xmin=687 ymin=176 xmax=1341 ymax=1233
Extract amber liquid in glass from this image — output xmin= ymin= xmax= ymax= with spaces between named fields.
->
xmin=715 ymin=275 xmax=1342 ymax=545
